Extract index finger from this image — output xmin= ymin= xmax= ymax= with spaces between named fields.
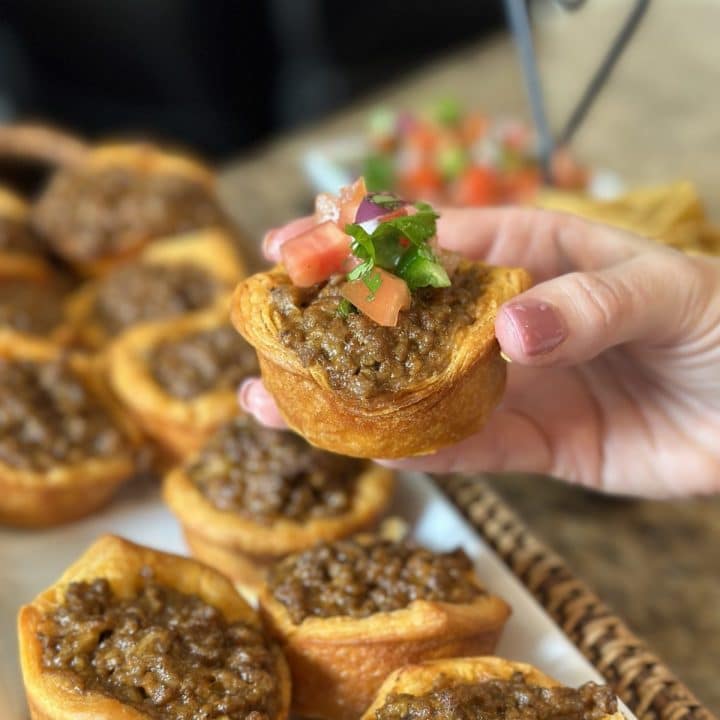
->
xmin=437 ymin=206 xmax=659 ymax=283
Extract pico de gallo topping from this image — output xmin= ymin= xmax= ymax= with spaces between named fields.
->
xmin=279 ymin=178 xmax=452 ymax=327
xmin=361 ymin=99 xmax=588 ymax=205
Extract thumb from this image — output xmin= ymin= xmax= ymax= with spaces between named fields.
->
xmin=495 ymin=250 xmax=704 ymax=366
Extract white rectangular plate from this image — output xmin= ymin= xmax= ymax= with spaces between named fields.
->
xmin=0 ymin=472 xmax=635 ymax=719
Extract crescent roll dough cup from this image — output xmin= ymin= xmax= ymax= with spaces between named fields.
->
xmin=259 ymin=572 xmax=510 ymax=720
xmin=108 ymin=310 xmax=256 ymax=458
xmin=0 ymin=186 xmax=52 ymax=277
xmin=67 ymin=228 xmax=245 ymax=350
xmin=164 ymin=456 xmax=393 ymax=592
xmin=31 ymin=142 xmax=224 ymax=276
xmin=0 ymin=339 xmax=136 ymax=528
xmin=0 ymin=264 xmax=75 ymax=347
xmin=232 ymin=261 xmax=530 ymax=458
xmin=361 ymin=657 xmax=623 ymax=720
xmin=18 ymin=535 xmax=291 ymax=720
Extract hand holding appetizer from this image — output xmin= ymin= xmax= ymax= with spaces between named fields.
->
xmin=243 ymin=203 xmax=720 ymax=497
xmin=232 ymin=179 xmax=530 ymax=458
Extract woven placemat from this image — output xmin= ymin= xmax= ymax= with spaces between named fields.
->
xmin=438 ymin=475 xmax=715 ymax=720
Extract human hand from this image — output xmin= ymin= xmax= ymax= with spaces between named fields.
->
xmin=240 ymin=207 xmax=720 ymax=497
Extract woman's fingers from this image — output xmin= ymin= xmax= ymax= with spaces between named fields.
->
xmin=438 ymin=207 xmax=651 ymax=282
xmin=495 ymin=251 xmax=705 ymax=366
xmin=262 ymin=215 xmax=315 ymax=262
xmin=377 ymin=405 xmax=553 ymax=474
xmin=238 ymin=378 xmax=288 ymax=429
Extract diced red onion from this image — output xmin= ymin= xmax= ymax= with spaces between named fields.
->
xmin=358 ymin=218 xmax=381 ymax=234
xmin=355 ymin=193 xmax=408 ymax=223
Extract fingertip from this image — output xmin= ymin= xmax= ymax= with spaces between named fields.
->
xmin=238 ymin=378 xmax=288 ymax=429
xmin=494 ymin=305 xmax=526 ymax=362
xmin=261 ymin=229 xmax=280 ymax=262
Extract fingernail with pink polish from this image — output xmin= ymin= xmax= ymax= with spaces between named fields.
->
xmin=262 ymin=229 xmax=280 ymax=261
xmin=502 ymin=299 xmax=567 ymax=356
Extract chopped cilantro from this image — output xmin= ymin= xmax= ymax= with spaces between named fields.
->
xmin=337 ymin=298 xmax=355 ymax=318
xmin=432 ymin=97 xmax=462 ymax=126
xmin=369 ymin=192 xmax=405 ymax=210
xmin=344 ymin=200 xmax=450 ymax=294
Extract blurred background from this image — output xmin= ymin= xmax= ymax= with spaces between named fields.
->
xmin=0 ymin=1 xmax=504 ymax=157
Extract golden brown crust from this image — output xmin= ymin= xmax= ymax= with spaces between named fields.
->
xmin=361 ymin=657 xmax=623 ymax=720
xmin=67 ymin=229 xmax=245 ymax=350
xmin=0 ymin=184 xmax=30 ymax=219
xmin=108 ymin=309 xmax=247 ymax=458
xmin=258 ymin=575 xmax=510 ymax=720
xmin=0 ymin=186 xmax=53 ymax=278
xmin=18 ymin=535 xmax=292 ymax=720
xmin=36 ymin=142 xmax=220 ymax=277
xmin=0 ymin=123 xmax=89 ymax=169
xmin=231 ymin=262 xmax=531 ymax=458
xmin=0 ymin=263 xmax=76 ymax=347
xmin=0 ymin=339 xmax=136 ymax=528
xmin=164 ymin=460 xmax=394 ymax=589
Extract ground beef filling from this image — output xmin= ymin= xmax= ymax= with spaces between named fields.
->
xmin=38 ymin=573 xmax=280 ymax=720
xmin=32 ymin=166 xmax=227 ymax=260
xmin=267 ymin=537 xmax=483 ymax=623
xmin=375 ymin=674 xmax=617 ymax=720
xmin=93 ymin=262 xmax=220 ymax=335
xmin=0 ymin=279 xmax=65 ymax=334
xmin=0 ymin=359 xmax=125 ymax=470
xmin=149 ymin=325 xmax=258 ymax=400
xmin=0 ymin=217 xmax=43 ymax=254
xmin=271 ymin=265 xmax=484 ymax=399
xmin=188 ymin=416 xmax=362 ymax=522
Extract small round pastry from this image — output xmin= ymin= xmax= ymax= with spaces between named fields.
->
xmin=362 ymin=657 xmax=622 ymax=720
xmin=163 ymin=416 xmax=394 ymax=591
xmin=0 ymin=185 xmax=51 ymax=276
xmin=67 ymin=229 xmax=244 ymax=350
xmin=31 ymin=142 xmax=232 ymax=275
xmin=0 ymin=265 xmax=74 ymax=347
xmin=0 ymin=338 xmax=135 ymax=527
xmin=108 ymin=311 xmax=258 ymax=457
xmin=232 ymin=188 xmax=530 ymax=458
xmin=18 ymin=534 xmax=291 ymax=720
xmin=258 ymin=534 xmax=511 ymax=720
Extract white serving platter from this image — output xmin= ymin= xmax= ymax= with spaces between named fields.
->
xmin=0 ymin=472 xmax=635 ymax=719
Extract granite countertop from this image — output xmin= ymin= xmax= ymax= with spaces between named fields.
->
xmin=219 ymin=0 xmax=719 ymax=711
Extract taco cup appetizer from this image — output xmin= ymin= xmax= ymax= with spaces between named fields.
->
xmin=232 ymin=180 xmax=530 ymax=458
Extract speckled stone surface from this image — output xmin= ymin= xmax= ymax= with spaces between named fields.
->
xmin=220 ymin=1 xmax=719 ymax=712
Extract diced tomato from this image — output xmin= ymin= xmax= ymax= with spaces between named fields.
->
xmin=406 ymin=122 xmax=437 ymax=153
xmin=503 ymin=167 xmax=541 ymax=203
xmin=280 ymin=221 xmax=351 ymax=287
xmin=499 ymin=121 xmax=532 ymax=152
xmin=453 ymin=166 xmax=501 ymax=206
xmin=551 ymin=147 xmax=588 ymax=189
xmin=314 ymin=192 xmax=340 ymax=224
xmin=341 ymin=268 xmax=411 ymax=327
xmin=338 ymin=177 xmax=368 ymax=230
xmin=400 ymin=165 xmax=442 ymax=201
xmin=314 ymin=178 xmax=368 ymax=228
xmin=461 ymin=112 xmax=489 ymax=145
